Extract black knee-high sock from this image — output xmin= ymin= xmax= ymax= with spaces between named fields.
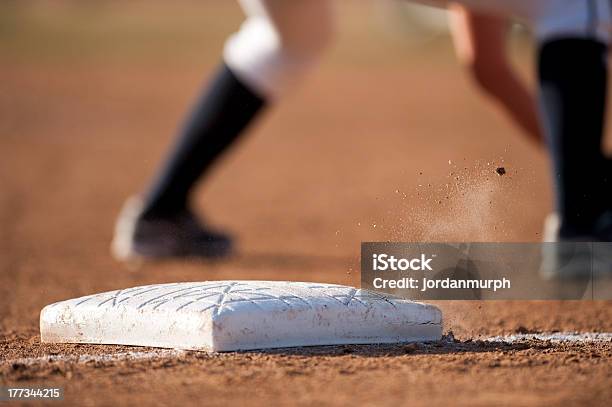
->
xmin=141 ymin=64 xmax=266 ymax=219
xmin=538 ymin=38 xmax=609 ymax=236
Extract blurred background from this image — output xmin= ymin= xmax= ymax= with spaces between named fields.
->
xmin=1 ymin=0 xmax=554 ymax=331
xmin=4 ymin=6 xmax=612 ymax=404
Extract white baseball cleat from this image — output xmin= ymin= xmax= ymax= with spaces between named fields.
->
xmin=540 ymin=213 xmax=612 ymax=280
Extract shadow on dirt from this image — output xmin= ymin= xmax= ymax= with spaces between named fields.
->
xmin=246 ymin=333 xmax=547 ymax=358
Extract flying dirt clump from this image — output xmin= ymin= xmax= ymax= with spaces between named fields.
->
xmin=495 ymin=167 xmax=506 ymax=176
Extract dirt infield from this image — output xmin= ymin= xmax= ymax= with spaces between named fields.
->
xmin=2 ymin=332 xmax=611 ymax=406
xmin=1 ymin=1 xmax=611 ymax=406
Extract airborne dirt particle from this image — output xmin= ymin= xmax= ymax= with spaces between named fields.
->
xmin=495 ymin=167 xmax=506 ymax=176
xmin=394 ymin=162 xmax=513 ymax=241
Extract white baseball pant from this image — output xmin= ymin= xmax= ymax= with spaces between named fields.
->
xmin=224 ymin=0 xmax=612 ymax=99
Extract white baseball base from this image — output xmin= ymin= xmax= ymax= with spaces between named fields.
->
xmin=40 ymin=281 xmax=442 ymax=351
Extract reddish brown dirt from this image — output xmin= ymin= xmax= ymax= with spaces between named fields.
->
xmin=1 ymin=2 xmax=611 ymax=406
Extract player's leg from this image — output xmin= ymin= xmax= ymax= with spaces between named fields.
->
xmin=141 ymin=0 xmax=335 ymax=219
xmin=533 ymin=1 xmax=611 ymax=240
xmin=112 ymin=0 xmax=336 ymax=261
xmin=412 ymin=0 xmax=611 ymax=279
xmin=539 ymin=39 xmax=608 ymax=238
xmin=448 ymin=4 xmax=543 ymax=144
xmin=459 ymin=0 xmax=612 ymax=277
xmin=538 ymin=34 xmax=610 ymax=279
xmin=445 ymin=0 xmax=612 ymax=239
xmin=502 ymin=0 xmax=612 ymax=279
